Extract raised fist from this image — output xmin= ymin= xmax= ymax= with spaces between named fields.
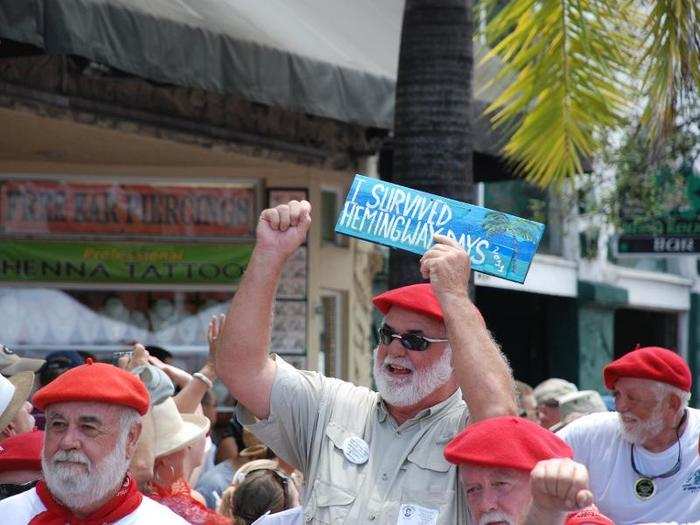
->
xmin=256 ymin=200 xmax=312 ymax=259
xmin=530 ymin=458 xmax=594 ymax=512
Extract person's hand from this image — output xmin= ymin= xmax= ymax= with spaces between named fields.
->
xmin=148 ymin=354 xmax=192 ymax=388
xmin=202 ymin=313 xmax=225 ymax=380
xmin=419 ymin=234 xmax=471 ymax=301
xmin=530 ymin=458 xmax=594 ymax=513
xmin=256 ymin=200 xmax=312 ymax=260
xmin=118 ymin=343 xmax=150 ymax=371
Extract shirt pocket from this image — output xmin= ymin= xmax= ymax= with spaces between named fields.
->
xmin=318 ymin=422 xmax=366 ymax=491
xmin=307 ymin=479 xmax=356 ymax=524
xmin=400 ymin=440 xmax=455 ymax=510
xmin=307 ymin=422 xmax=364 ymax=523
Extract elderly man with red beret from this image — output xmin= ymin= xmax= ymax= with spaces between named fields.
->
xmin=0 ymin=360 xmax=187 ymax=524
xmin=216 ymin=201 xmax=517 ymax=524
xmin=444 ymin=415 xmax=614 ymax=525
xmin=558 ymin=346 xmax=700 ymax=524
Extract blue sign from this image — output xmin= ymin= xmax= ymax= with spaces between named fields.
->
xmin=334 ymin=175 xmax=545 ymax=283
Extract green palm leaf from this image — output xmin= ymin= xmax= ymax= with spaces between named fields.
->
xmin=479 ymin=0 xmax=638 ymax=187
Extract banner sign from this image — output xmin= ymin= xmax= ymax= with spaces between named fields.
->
xmin=335 ymin=175 xmax=545 ymax=283
xmin=0 ymin=179 xmax=258 ymax=239
xmin=0 ymin=240 xmax=253 ymax=284
xmin=616 ymin=235 xmax=698 ymax=255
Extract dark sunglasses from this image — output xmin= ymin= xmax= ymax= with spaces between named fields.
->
xmin=378 ymin=324 xmax=448 ymax=352
xmin=0 ymin=479 xmax=38 ymax=500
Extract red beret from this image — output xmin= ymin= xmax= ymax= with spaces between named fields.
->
xmin=444 ymin=416 xmax=572 ymax=471
xmin=565 ymin=508 xmax=615 ymax=525
xmin=603 ymin=346 xmax=691 ymax=392
xmin=33 ymin=360 xmax=149 ymax=415
xmin=0 ymin=429 xmax=43 ymax=471
xmin=373 ymin=283 xmax=483 ymax=325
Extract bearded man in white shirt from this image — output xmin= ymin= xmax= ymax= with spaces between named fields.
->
xmin=0 ymin=359 xmax=187 ymax=524
xmin=557 ymin=346 xmax=700 ymax=525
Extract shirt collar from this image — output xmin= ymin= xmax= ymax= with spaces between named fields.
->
xmin=376 ymin=388 xmax=463 ymax=424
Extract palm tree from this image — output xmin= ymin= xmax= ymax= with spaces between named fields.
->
xmin=480 ymin=0 xmax=700 ymax=187
xmin=389 ymin=0 xmax=474 ymax=289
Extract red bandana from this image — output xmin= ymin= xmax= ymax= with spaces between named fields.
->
xmin=30 ymin=474 xmax=143 ymax=525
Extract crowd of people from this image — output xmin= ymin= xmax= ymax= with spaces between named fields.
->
xmin=0 ymin=199 xmax=697 ymax=524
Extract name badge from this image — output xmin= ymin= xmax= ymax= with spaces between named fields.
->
xmin=397 ymin=503 xmax=439 ymax=525
xmin=342 ymin=436 xmax=369 ymax=465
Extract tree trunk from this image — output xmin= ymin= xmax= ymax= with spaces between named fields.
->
xmin=388 ymin=0 xmax=474 ymax=289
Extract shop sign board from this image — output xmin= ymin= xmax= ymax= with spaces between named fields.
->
xmin=335 ymin=175 xmax=545 ymax=283
xmin=0 ymin=179 xmax=258 ymax=240
xmin=0 ymin=240 xmax=253 ymax=284
xmin=615 ymin=166 xmax=700 ymax=256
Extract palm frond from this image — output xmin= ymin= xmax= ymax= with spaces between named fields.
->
xmin=480 ymin=0 xmax=638 ymax=187
xmin=640 ymin=0 xmax=700 ymax=140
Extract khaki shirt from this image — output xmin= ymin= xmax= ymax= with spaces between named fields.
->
xmin=237 ymin=357 xmax=469 ymax=524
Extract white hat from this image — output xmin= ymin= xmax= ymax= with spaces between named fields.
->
xmin=151 ymin=397 xmax=210 ymax=458
xmin=0 ymin=372 xmax=34 ymax=432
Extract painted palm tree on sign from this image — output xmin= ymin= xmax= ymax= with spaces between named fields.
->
xmin=482 ymin=211 xmax=541 ymax=275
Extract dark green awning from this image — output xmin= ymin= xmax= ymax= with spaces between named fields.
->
xmin=0 ymin=0 xmax=507 ymax=151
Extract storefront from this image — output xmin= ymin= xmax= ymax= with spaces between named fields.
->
xmin=0 ymin=105 xmax=378 ymax=384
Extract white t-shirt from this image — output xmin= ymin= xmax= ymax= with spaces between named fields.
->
xmin=558 ymin=409 xmax=700 ymax=525
xmin=0 ymin=487 xmax=189 ymax=524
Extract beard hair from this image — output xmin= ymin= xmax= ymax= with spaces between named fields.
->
xmin=478 ymin=510 xmax=515 ymax=525
xmin=618 ymin=411 xmax=666 ymax=445
xmin=373 ymin=345 xmax=453 ymax=407
xmin=42 ymin=433 xmax=131 ymax=510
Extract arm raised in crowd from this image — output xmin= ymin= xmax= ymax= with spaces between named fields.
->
xmin=524 ymin=458 xmax=595 ymax=525
xmin=420 ymin=234 xmax=517 ymax=422
xmin=216 ymin=200 xmax=312 ymax=420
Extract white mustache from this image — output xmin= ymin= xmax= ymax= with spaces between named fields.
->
xmin=51 ymin=450 xmax=90 ymax=467
xmin=382 ymin=356 xmax=415 ymax=372
xmin=479 ymin=510 xmax=514 ymax=525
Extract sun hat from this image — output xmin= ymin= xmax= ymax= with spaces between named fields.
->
xmin=0 ymin=372 xmax=34 ymax=433
xmin=603 ymin=346 xmax=691 ymax=392
xmin=151 ymin=397 xmax=210 ymax=458
xmin=0 ymin=345 xmax=45 ymax=377
xmin=533 ymin=378 xmax=578 ymax=405
xmin=444 ymin=416 xmax=573 ymax=471
xmin=33 ymin=359 xmax=149 ymax=415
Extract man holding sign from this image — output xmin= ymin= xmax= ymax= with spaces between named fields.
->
xmin=216 ymin=200 xmax=516 ymax=524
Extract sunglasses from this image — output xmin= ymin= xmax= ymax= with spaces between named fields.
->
xmin=378 ymin=324 xmax=448 ymax=352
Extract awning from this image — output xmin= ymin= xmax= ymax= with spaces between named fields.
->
xmin=1 ymin=0 xmax=506 ymax=142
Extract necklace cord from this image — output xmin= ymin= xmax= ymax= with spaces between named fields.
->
xmin=630 ymin=409 xmax=687 ymax=480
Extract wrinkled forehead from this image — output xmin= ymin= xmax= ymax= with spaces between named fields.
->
xmin=384 ymin=306 xmax=446 ymax=334
xmin=45 ymin=401 xmax=123 ymax=422
xmin=613 ymin=376 xmax=663 ymax=396
xmin=460 ymin=464 xmax=529 ymax=485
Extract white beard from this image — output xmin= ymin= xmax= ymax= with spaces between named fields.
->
xmin=373 ymin=345 xmax=453 ymax=407
xmin=618 ymin=411 xmax=666 ymax=445
xmin=42 ymin=436 xmax=131 ymax=510
xmin=478 ymin=510 xmax=515 ymax=525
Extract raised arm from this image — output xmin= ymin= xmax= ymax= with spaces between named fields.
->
xmin=420 ymin=234 xmax=517 ymax=422
xmin=216 ymin=200 xmax=312 ymax=419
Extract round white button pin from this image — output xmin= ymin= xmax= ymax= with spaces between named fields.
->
xmin=342 ymin=436 xmax=369 ymax=464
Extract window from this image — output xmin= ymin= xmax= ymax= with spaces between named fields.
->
xmin=321 ymin=188 xmax=349 ymax=246
xmin=319 ymin=290 xmax=345 ymax=378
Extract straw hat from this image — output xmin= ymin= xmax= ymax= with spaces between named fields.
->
xmin=0 ymin=345 xmax=44 ymax=377
xmin=0 ymin=372 xmax=34 ymax=432
xmin=239 ymin=444 xmax=271 ymax=462
xmin=151 ymin=397 xmax=210 ymax=458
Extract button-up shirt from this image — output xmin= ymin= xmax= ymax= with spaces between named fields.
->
xmin=237 ymin=356 xmax=469 ymax=524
